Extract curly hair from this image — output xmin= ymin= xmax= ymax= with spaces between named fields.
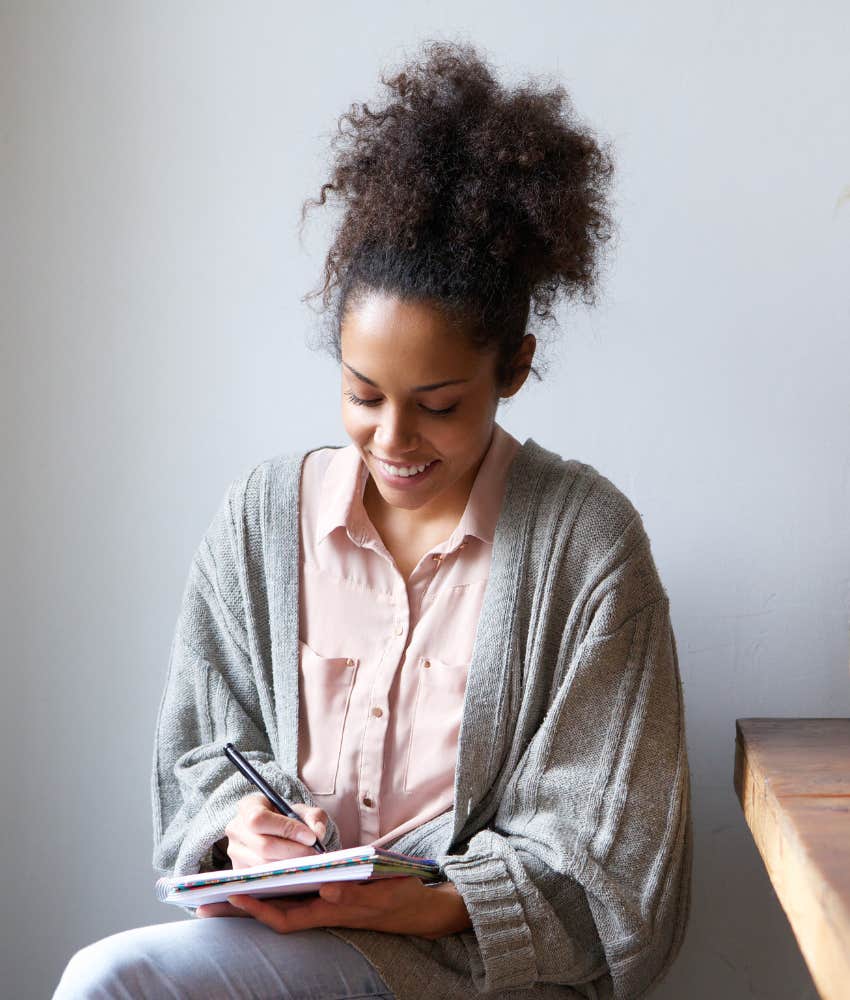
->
xmin=299 ymin=37 xmax=617 ymax=390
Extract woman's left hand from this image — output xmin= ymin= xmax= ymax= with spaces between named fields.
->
xmin=195 ymin=876 xmax=472 ymax=940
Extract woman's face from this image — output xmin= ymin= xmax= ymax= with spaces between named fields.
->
xmin=340 ymin=292 xmax=530 ymax=520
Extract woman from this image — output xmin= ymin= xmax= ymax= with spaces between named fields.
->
xmin=55 ymin=39 xmax=692 ymax=1000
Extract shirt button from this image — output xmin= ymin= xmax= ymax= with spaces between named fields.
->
xmin=362 ymin=796 xmax=373 ymax=808
xmin=394 ymin=622 xmax=404 ymax=635
xmin=423 ymin=659 xmax=431 ymax=669
xmin=371 ymin=706 xmax=383 ymax=717
xmin=346 ymin=657 xmax=355 ymax=666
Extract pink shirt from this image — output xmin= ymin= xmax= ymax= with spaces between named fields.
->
xmin=297 ymin=422 xmax=521 ymax=848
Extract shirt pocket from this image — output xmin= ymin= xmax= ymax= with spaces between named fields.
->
xmin=403 ymin=654 xmax=470 ymax=793
xmin=296 ymin=640 xmax=359 ymax=795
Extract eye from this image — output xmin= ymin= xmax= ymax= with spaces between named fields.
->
xmin=344 ymin=389 xmax=380 ymax=407
xmin=344 ymin=390 xmax=457 ymax=416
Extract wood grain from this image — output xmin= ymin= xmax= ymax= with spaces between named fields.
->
xmin=734 ymin=718 xmax=850 ymax=1000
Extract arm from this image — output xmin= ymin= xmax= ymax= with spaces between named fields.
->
xmin=438 ymin=527 xmax=693 ymax=997
xmin=150 ymin=479 xmax=344 ymax=909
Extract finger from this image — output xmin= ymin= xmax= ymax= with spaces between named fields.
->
xmin=195 ymin=901 xmax=252 ymax=918
xmin=224 ymin=836 xmax=272 ymax=869
xmin=291 ymin=805 xmax=328 ymax=842
xmin=286 ymin=819 xmax=321 ymax=847
xmin=231 ymin=827 xmax=315 ymax=864
xmin=241 ymin=797 xmax=322 ymax=847
xmin=319 ymin=882 xmax=362 ymax=905
xmin=228 ymin=894 xmax=352 ymax=934
xmin=249 ymin=813 xmax=320 ymax=847
xmin=226 ymin=895 xmax=303 ymax=933
xmin=318 ymin=880 xmax=384 ymax=908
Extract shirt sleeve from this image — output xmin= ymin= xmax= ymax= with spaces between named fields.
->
xmin=438 ymin=519 xmax=693 ymax=998
xmin=150 ymin=480 xmax=344 ymax=914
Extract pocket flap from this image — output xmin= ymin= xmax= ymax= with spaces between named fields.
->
xmin=297 ymin=640 xmax=359 ymax=795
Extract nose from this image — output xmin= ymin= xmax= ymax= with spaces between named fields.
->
xmin=373 ymin=403 xmax=421 ymax=455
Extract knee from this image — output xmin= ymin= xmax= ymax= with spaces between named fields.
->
xmin=53 ymin=934 xmax=148 ymax=1000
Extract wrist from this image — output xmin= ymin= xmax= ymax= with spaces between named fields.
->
xmin=426 ymin=881 xmax=472 ymax=937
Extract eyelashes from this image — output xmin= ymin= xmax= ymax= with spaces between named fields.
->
xmin=344 ymin=389 xmax=457 ymax=417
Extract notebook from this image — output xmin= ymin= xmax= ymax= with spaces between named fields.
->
xmin=155 ymin=845 xmax=445 ymax=907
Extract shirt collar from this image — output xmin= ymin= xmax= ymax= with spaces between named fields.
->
xmin=314 ymin=422 xmax=519 ymax=552
xmin=314 ymin=444 xmax=372 ymax=547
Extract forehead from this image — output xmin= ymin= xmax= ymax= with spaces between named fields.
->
xmin=340 ymin=293 xmax=482 ymax=371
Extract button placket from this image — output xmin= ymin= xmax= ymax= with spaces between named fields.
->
xmin=357 ymin=685 xmax=382 ymax=836
xmin=358 ymin=599 xmax=401 ymax=841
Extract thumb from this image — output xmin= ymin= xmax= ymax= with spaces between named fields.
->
xmin=291 ymin=804 xmax=328 ymax=843
xmin=196 ymin=900 xmax=251 ymax=919
xmin=283 ymin=816 xmax=321 ymax=846
xmin=319 ymin=881 xmax=370 ymax=906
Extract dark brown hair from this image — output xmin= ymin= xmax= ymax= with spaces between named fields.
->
xmin=299 ymin=37 xmax=616 ymax=391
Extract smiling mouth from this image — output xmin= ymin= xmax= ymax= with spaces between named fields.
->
xmin=370 ymin=453 xmax=434 ymax=465
xmin=374 ymin=457 xmax=440 ymax=481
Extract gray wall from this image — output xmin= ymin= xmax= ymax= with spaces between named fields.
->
xmin=3 ymin=3 xmax=849 ymax=997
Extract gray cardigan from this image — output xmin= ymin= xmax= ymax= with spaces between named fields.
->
xmin=151 ymin=436 xmax=693 ymax=1000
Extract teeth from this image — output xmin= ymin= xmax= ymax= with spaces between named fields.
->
xmin=380 ymin=460 xmax=432 ymax=478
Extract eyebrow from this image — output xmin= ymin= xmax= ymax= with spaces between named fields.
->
xmin=343 ymin=362 xmax=470 ymax=392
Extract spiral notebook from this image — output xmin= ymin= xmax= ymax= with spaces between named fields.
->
xmin=155 ymin=845 xmax=444 ymax=907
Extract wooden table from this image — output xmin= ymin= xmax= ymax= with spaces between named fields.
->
xmin=734 ymin=718 xmax=850 ymax=1000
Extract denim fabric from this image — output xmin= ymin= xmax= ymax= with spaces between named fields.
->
xmin=53 ymin=918 xmax=395 ymax=1000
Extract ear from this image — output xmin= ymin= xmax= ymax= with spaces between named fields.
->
xmin=500 ymin=334 xmax=537 ymax=399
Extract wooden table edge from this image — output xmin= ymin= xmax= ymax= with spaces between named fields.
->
xmin=734 ymin=718 xmax=850 ymax=1000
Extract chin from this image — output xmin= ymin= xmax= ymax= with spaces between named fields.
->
xmin=380 ymin=491 xmax=429 ymax=511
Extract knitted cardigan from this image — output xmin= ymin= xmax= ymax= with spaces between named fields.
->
xmin=151 ymin=437 xmax=693 ymax=1000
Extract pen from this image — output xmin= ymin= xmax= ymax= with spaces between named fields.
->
xmin=223 ymin=742 xmax=326 ymax=853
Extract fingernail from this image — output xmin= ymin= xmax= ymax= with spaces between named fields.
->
xmin=297 ymin=830 xmax=317 ymax=846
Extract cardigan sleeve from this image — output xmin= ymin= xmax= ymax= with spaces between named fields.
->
xmin=439 ymin=523 xmax=692 ymax=999
xmin=150 ymin=481 xmax=343 ymax=914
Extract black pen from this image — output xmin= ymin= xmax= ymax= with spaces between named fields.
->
xmin=223 ymin=742 xmax=326 ymax=853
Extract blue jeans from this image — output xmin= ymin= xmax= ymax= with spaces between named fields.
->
xmin=52 ymin=917 xmax=396 ymax=999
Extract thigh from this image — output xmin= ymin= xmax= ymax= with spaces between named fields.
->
xmin=53 ymin=916 xmax=395 ymax=1000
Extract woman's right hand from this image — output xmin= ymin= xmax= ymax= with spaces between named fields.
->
xmin=223 ymin=793 xmax=329 ymax=869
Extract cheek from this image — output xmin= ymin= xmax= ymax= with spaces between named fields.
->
xmin=341 ymin=403 xmax=374 ymax=440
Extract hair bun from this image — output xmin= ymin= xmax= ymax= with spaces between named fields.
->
xmin=301 ymin=37 xmax=617 ymax=389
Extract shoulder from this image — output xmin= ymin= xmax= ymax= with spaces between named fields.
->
xmin=516 ymin=438 xmax=645 ymax=555
xmin=192 ymin=445 xmax=342 ymax=588
xmin=513 ymin=439 xmax=667 ymax=622
xmin=205 ymin=445 xmax=342 ymax=540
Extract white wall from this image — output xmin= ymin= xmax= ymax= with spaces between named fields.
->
xmin=2 ymin=3 xmax=849 ymax=997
